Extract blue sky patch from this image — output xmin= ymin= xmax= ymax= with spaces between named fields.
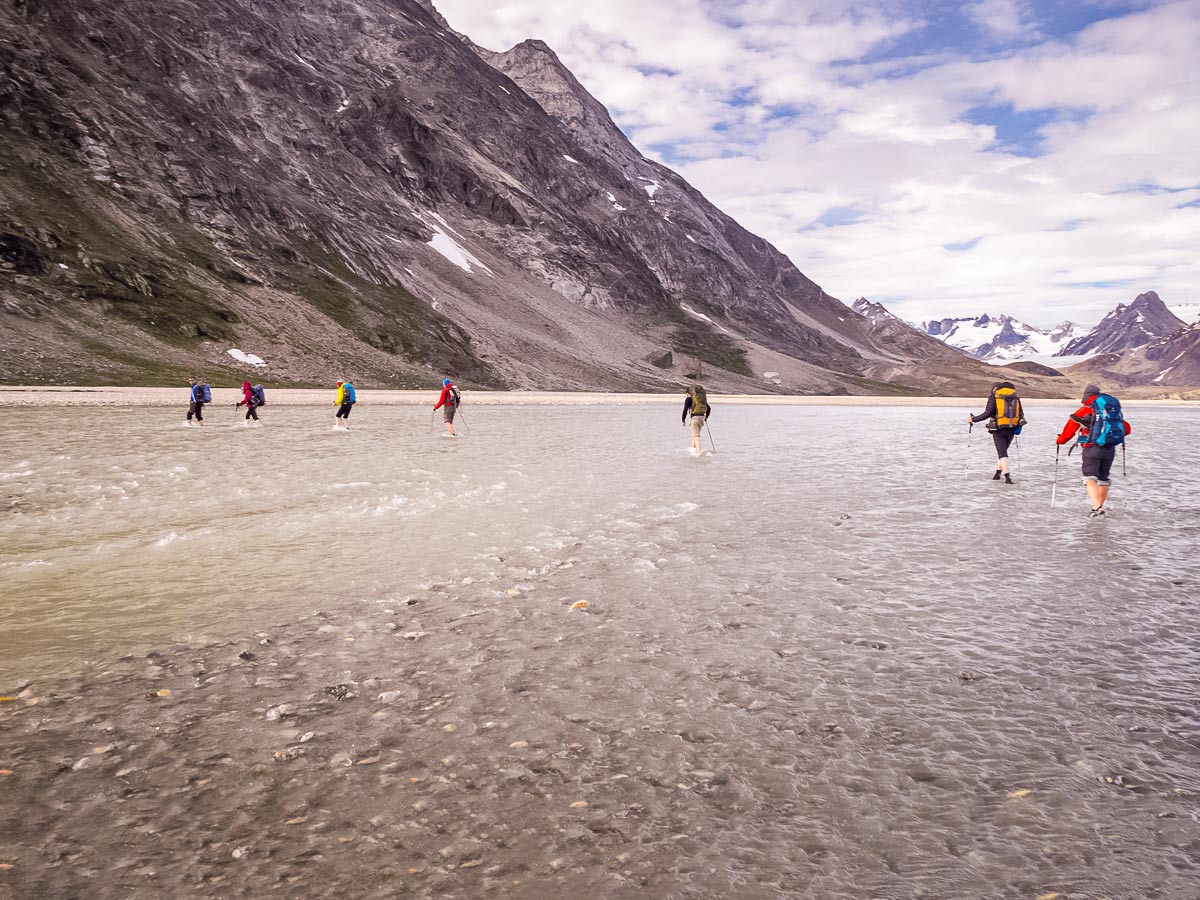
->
xmin=943 ymin=236 xmax=982 ymax=252
xmin=1048 ymin=218 xmax=1088 ymax=231
xmin=963 ymin=104 xmax=1084 ymax=157
xmin=809 ymin=206 xmax=867 ymax=229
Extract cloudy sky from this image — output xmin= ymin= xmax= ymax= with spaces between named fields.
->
xmin=435 ymin=0 xmax=1199 ymax=328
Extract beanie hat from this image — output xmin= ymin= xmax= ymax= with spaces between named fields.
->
xmin=1082 ymin=383 xmax=1101 ymax=402
xmin=443 ymin=378 xmax=451 ymax=386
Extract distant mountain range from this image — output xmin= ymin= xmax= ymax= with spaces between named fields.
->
xmin=915 ymin=291 xmax=1190 ymax=366
xmin=860 ymin=290 xmax=1199 ymax=390
xmin=920 ymin=313 xmax=1084 ymax=363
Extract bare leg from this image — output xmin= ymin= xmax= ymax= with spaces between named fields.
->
xmin=1085 ymin=480 xmax=1103 ymax=509
xmin=1096 ymin=484 xmax=1110 ymax=507
xmin=443 ymin=421 xmax=456 ymax=437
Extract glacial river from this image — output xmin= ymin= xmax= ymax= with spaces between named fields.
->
xmin=2 ymin=401 xmax=1198 ymax=898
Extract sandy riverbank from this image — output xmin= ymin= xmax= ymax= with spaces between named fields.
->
xmin=2 ymin=385 xmax=1198 ymax=407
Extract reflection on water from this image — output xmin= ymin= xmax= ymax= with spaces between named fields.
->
xmin=2 ymin=402 xmax=1199 ymax=896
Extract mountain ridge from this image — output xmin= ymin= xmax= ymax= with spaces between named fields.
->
xmin=1059 ymin=291 xmax=1185 ymax=357
xmin=0 ymin=0 xmax=1070 ymax=396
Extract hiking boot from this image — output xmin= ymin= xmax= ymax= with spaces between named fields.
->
xmin=992 ymin=470 xmax=1002 ymax=480
xmin=1004 ymin=474 xmax=1014 ymax=484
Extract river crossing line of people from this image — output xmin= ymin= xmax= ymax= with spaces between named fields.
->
xmin=184 ymin=375 xmax=1133 ymax=518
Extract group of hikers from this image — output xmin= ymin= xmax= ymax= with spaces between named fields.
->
xmin=186 ymin=375 xmax=1127 ymax=517
xmin=967 ymin=380 xmax=1132 ymax=517
xmin=186 ymin=376 xmax=463 ymax=434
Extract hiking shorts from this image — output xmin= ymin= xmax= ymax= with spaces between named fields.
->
xmin=991 ymin=427 xmax=1016 ymax=459
xmin=188 ymin=401 xmax=204 ymax=421
xmin=690 ymin=415 xmax=706 ymax=437
xmin=1081 ymin=444 xmax=1116 ymax=485
xmin=443 ymin=405 xmax=456 ymax=423
xmin=336 ymin=402 xmax=353 ymax=419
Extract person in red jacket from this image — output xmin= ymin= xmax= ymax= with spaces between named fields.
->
xmin=1055 ymin=383 xmax=1131 ymax=517
xmin=235 ymin=380 xmax=260 ymax=423
xmin=433 ymin=378 xmax=459 ymax=437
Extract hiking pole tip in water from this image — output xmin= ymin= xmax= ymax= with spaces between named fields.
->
xmin=964 ymin=420 xmax=973 ymax=480
xmin=1051 ymin=444 xmax=1060 ymax=507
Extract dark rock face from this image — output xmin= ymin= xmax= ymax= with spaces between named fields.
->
xmin=1069 ymin=321 xmax=1200 ymax=387
xmin=0 ymin=0 xmax=1013 ymax=391
xmin=1059 ymin=291 xmax=1186 ymax=357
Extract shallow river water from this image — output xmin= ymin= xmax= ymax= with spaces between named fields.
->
xmin=2 ymin=401 xmax=1199 ymax=898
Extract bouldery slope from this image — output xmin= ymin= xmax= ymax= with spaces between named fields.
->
xmin=1 ymin=0 xmax=1051 ymax=394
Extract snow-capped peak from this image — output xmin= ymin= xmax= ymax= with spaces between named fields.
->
xmin=921 ymin=313 xmax=1086 ymax=364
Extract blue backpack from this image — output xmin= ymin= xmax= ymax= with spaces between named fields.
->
xmin=343 ymin=383 xmax=356 ymax=403
xmin=252 ymin=384 xmax=266 ymax=405
xmin=200 ymin=383 xmax=212 ymax=403
xmin=1087 ymin=394 xmax=1125 ymax=447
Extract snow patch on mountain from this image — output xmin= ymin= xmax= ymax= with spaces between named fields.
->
xmin=227 ymin=348 xmax=266 ymax=367
xmin=680 ymin=303 xmax=730 ymax=334
xmin=415 ymin=212 xmax=493 ymax=276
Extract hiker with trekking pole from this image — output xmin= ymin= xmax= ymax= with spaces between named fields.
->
xmin=1054 ymin=384 xmax=1132 ymax=518
xmin=682 ymin=383 xmax=711 ymax=456
xmin=433 ymin=378 xmax=460 ymax=437
xmin=966 ymin=382 xmax=1025 ymax=484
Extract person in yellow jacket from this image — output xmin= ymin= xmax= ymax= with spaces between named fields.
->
xmin=334 ymin=379 xmax=356 ymax=430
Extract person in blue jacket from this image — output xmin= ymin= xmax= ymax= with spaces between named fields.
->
xmin=186 ymin=376 xmax=207 ymax=426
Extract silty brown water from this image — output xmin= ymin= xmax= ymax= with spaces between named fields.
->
xmin=1 ymin=401 xmax=1198 ymax=898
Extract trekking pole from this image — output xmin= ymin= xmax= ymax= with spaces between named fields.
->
xmin=1122 ymin=442 xmax=1126 ymax=477
xmin=1051 ymin=445 xmax=1060 ymax=507
xmin=705 ymin=418 xmax=716 ymax=454
xmin=456 ymin=406 xmax=470 ymax=434
xmin=964 ymin=421 xmax=973 ymax=480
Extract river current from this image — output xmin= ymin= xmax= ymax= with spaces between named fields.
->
xmin=2 ymin=400 xmax=1198 ymax=898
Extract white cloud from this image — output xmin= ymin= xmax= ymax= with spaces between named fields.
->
xmin=967 ymin=0 xmax=1028 ymax=40
xmin=434 ymin=0 xmax=1200 ymax=327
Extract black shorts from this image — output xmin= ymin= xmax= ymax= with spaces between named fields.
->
xmin=336 ymin=402 xmax=353 ymax=419
xmin=990 ymin=427 xmax=1016 ymax=459
xmin=1081 ymin=444 xmax=1116 ymax=485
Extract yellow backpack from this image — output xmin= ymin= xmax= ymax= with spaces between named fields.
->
xmin=994 ymin=386 xmax=1023 ymax=428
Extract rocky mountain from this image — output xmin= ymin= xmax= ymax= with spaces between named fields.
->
xmin=1058 ymin=291 xmax=1185 ymax=357
xmin=0 ymin=0 xmax=1066 ymax=395
xmin=922 ymin=313 xmax=1084 ymax=363
xmin=1067 ymin=320 xmax=1200 ymax=389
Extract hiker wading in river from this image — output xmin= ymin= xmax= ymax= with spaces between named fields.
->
xmin=682 ymin=384 xmax=711 ymax=456
xmin=434 ymin=378 xmax=460 ymax=437
xmin=1055 ymin=383 xmax=1132 ymax=518
xmin=968 ymin=381 xmax=1025 ymax=484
